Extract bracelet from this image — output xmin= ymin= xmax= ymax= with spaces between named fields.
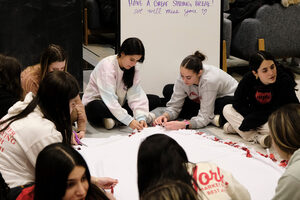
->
xmin=184 ymin=120 xmax=190 ymax=129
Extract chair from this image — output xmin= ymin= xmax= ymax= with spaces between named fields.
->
xmin=230 ymin=3 xmax=300 ymax=60
xmin=83 ymin=0 xmax=117 ymax=46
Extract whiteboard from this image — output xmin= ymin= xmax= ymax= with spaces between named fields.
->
xmin=120 ymin=0 xmax=222 ymax=96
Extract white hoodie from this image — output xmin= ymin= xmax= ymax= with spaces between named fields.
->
xmin=0 ymin=92 xmax=62 ymax=188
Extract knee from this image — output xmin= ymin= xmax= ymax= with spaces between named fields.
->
xmin=222 ymin=104 xmax=233 ymax=117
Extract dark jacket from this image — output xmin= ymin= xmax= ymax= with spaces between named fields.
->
xmin=0 ymin=88 xmax=19 ymax=119
xmin=233 ymin=66 xmax=299 ymax=131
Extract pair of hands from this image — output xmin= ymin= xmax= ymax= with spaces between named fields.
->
xmin=153 ymin=115 xmax=187 ymax=130
xmin=129 ymin=119 xmax=147 ymax=131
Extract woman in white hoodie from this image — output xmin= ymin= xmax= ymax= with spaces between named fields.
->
xmin=0 ymin=71 xmax=117 ymax=199
xmin=82 ymin=37 xmax=160 ymax=130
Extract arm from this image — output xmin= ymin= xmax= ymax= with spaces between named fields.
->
xmin=233 ymin=73 xmax=253 ymax=116
xmin=126 ymin=69 xmax=149 ymax=122
xmin=272 ymin=175 xmax=300 ymax=200
xmin=165 ymin=78 xmax=187 ymax=120
xmin=95 ymin=64 xmax=134 ymax=126
xmin=189 ymin=81 xmax=217 ymax=129
xmin=26 ymin=131 xmax=62 ymax=167
xmin=74 ymin=95 xmax=87 ymax=138
xmin=224 ymin=169 xmax=251 ymax=200
xmin=20 ymin=66 xmax=40 ymax=96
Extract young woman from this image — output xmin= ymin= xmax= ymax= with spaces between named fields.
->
xmin=140 ymin=180 xmax=199 ymax=200
xmin=16 ymin=143 xmax=116 ymax=200
xmin=268 ymin=104 xmax=300 ymax=200
xmin=82 ymin=37 xmax=160 ymax=130
xmin=153 ymin=51 xmax=238 ymax=130
xmin=0 ymin=71 xmax=78 ymax=192
xmin=21 ymin=44 xmax=87 ymax=138
xmin=0 ymin=54 xmax=23 ymax=119
xmin=137 ymin=134 xmax=250 ymax=200
xmin=223 ymin=51 xmax=299 ymax=148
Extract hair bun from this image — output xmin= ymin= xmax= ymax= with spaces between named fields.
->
xmin=194 ymin=51 xmax=206 ymax=62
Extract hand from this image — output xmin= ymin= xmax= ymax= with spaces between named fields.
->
xmin=71 ymin=132 xmax=77 ymax=145
xmin=76 ymin=130 xmax=85 ymax=139
xmin=139 ymin=120 xmax=148 ymax=128
xmin=129 ymin=119 xmax=144 ymax=131
xmin=163 ymin=121 xmax=186 ymax=130
xmin=92 ymin=176 xmax=118 ymax=189
xmin=153 ymin=115 xmax=168 ymax=125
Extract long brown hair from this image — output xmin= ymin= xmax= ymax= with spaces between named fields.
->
xmin=40 ymin=44 xmax=67 ymax=80
xmin=268 ymin=103 xmax=300 ymax=156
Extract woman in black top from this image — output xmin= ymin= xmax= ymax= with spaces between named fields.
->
xmin=223 ymin=51 xmax=299 ymax=148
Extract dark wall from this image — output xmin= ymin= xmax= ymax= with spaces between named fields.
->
xmin=0 ymin=0 xmax=83 ymax=89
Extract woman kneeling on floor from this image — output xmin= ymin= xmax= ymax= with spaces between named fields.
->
xmin=153 ymin=51 xmax=238 ymax=130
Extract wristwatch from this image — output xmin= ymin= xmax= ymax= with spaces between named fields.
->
xmin=184 ymin=120 xmax=190 ymax=129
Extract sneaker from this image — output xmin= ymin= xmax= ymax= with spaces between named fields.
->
xmin=256 ymin=134 xmax=272 ymax=148
xmin=146 ymin=112 xmax=156 ymax=125
xmin=103 ymin=118 xmax=115 ymax=130
xmin=223 ymin=122 xmax=236 ymax=134
xmin=211 ymin=115 xmax=220 ymax=127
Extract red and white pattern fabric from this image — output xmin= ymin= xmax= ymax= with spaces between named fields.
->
xmin=77 ymin=126 xmax=284 ymax=200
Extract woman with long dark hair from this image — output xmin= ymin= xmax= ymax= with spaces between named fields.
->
xmin=0 ymin=54 xmax=23 ymax=118
xmin=0 ymin=71 xmax=118 ymax=199
xmin=21 ymin=44 xmax=87 ymax=139
xmin=223 ymin=51 xmax=299 ymax=148
xmin=83 ymin=37 xmax=160 ymax=130
xmin=0 ymin=71 xmax=79 ymax=198
xmin=16 ymin=143 xmax=115 ymax=200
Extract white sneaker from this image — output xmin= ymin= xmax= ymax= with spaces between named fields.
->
xmin=255 ymin=134 xmax=272 ymax=148
xmin=211 ymin=115 xmax=220 ymax=127
xmin=146 ymin=112 xmax=155 ymax=125
xmin=103 ymin=118 xmax=115 ymax=130
xmin=223 ymin=122 xmax=236 ymax=134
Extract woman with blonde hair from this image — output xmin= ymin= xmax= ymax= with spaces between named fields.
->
xmin=268 ymin=103 xmax=300 ymax=200
xmin=140 ymin=180 xmax=199 ymax=200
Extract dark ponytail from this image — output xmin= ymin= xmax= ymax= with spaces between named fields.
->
xmin=181 ymin=51 xmax=206 ymax=74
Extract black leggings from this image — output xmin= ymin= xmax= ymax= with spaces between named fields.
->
xmin=85 ymin=94 xmax=161 ymax=127
xmin=163 ymin=84 xmax=234 ymax=126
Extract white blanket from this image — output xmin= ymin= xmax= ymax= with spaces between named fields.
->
xmin=78 ymin=126 xmax=284 ymax=200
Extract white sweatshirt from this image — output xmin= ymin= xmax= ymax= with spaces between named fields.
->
xmin=165 ymin=64 xmax=238 ymax=128
xmin=0 ymin=93 xmax=62 ymax=188
xmin=187 ymin=162 xmax=251 ymax=200
xmin=82 ymin=55 xmax=149 ymax=125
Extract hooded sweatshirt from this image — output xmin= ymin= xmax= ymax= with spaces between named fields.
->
xmin=0 ymin=92 xmax=62 ymax=188
xmin=272 ymin=149 xmax=300 ymax=200
xmin=82 ymin=55 xmax=149 ymax=125
xmin=165 ymin=64 xmax=238 ymax=128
